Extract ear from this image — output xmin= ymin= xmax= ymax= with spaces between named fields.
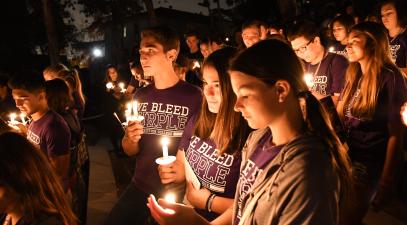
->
xmin=274 ymin=80 xmax=291 ymax=103
xmin=38 ymin=90 xmax=47 ymax=101
xmin=166 ymin=49 xmax=178 ymax=62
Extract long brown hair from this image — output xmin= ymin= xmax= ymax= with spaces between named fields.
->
xmin=337 ymin=22 xmax=399 ymax=119
xmin=230 ymin=39 xmax=354 ymax=219
xmin=194 ymin=47 xmax=251 ymax=154
xmin=0 ymin=132 xmax=77 ymax=225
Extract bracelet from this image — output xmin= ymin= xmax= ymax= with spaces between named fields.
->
xmin=205 ymin=193 xmax=216 ymax=212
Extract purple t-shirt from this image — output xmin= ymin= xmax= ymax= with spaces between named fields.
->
xmin=332 ymin=43 xmax=348 ymax=58
xmin=128 ymin=76 xmax=140 ymax=89
xmin=234 ymin=129 xmax=283 ymax=225
xmin=389 ymin=30 xmax=407 ymax=68
xmin=131 ymin=80 xmax=202 ymax=195
xmin=304 ymin=52 xmax=348 ymax=97
xmin=27 ymin=110 xmax=71 ymax=157
xmin=178 ymin=116 xmax=242 ymax=219
xmin=344 ymin=67 xmax=407 ymax=174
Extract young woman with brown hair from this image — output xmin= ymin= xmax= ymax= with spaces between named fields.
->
xmin=158 ymin=47 xmax=251 ymax=221
xmin=337 ymin=21 xmax=407 ymax=224
xmin=0 ymin=132 xmax=77 ymax=225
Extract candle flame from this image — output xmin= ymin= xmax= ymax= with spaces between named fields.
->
xmin=402 ymin=104 xmax=407 ymax=126
xmin=328 ymin=46 xmax=335 ymax=53
xmin=161 ymin=137 xmax=170 ymax=146
xmin=106 ymin=82 xmax=114 ymax=89
xmin=303 ymin=73 xmax=314 ymax=88
xmin=192 ymin=61 xmax=200 ymax=69
xmin=164 ymin=193 xmax=176 ymax=203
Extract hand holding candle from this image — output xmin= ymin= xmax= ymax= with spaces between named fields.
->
xmin=123 ymin=100 xmax=144 ymax=127
xmin=119 ymin=82 xmax=126 ymax=93
xmin=106 ymin=82 xmax=114 ymax=89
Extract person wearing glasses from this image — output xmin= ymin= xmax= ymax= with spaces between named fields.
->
xmin=288 ymin=20 xmax=348 ymax=106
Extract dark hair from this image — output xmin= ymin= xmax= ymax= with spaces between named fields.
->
xmin=200 ymin=37 xmax=211 ymax=46
xmin=46 ymin=79 xmax=72 ymax=113
xmin=0 ymin=132 xmax=77 ymax=225
xmin=194 ymin=47 xmax=251 ymax=154
xmin=142 ymin=26 xmax=180 ymax=53
xmin=230 ymin=39 xmax=353 ymax=216
xmin=380 ymin=0 xmax=407 ymax=27
xmin=242 ymin=19 xmax=264 ymax=31
xmin=8 ymin=70 xmax=45 ymax=93
xmin=286 ymin=20 xmax=319 ymax=42
xmin=331 ymin=14 xmax=355 ymax=32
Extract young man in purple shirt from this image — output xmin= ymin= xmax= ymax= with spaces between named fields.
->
xmin=8 ymin=71 xmax=71 ymax=189
xmin=104 ymin=26 xmax=202 ymax=225
xmin=288 ymin=20 xmax=349 ymax=106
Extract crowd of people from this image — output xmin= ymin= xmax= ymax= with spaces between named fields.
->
xmin=1 ymin=0 xmax=407 ymax=224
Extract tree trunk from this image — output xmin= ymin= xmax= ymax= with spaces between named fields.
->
xmin=42 ymin=0 xmax=60 ymax=65
xmin=142 ymin=0 xmax=157 ymax=26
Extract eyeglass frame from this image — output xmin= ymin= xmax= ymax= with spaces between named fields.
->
xmin=293 ymin=37 xmax=315 ymax=54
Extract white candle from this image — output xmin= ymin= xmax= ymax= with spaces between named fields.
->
xmin=20 ymin=113 xmax=26 ymax=125
xmin=119 ymin=82 xmax=126 ymax=93
xmin=161 ymin=137 xmax=169 ymax=158
xmin=303 ymin=73 xmax=314 ymax=89
xmin=9 ymin=113 xmax=17 ymax=125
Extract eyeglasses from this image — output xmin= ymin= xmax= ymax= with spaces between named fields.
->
xmin=294 ymin=38 xmax=314 ymax=54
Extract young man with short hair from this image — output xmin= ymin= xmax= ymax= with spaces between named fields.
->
xmin=287 ymin=20 xmax=349 ymax=105
xmin=8 ymin=71 xmax=71 ymax=188
xmin=104 ymin=26 xmax=202 ymax=225
xmin=241 ymin=20 xmax=266 ymax=48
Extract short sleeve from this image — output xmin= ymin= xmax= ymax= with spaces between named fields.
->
xmin=177 ymin=114 xmax=198 ymax=151
xmin=45 ymin=121 xmax=71 ymax=157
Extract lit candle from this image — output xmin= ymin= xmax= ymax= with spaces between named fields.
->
xmin=164 ymin=193 xmax=176 ymax=203
xmin=402 ymin=104 xmax=407 ymax=126
xmin=192 ymin=60 xmax=200 ymax=69
xmin=132 ymin=101 xmax=138 ymax=118
xmin=161 ymin=137 xmax=169 ymax=158
xmin=106 ymin=82 xmax=114 ymax=89
xmin=119 ymin=82 xmax=126 ymax=93
xmin=225 ymin=37 xmax=229 ymax=42
xmin=303 ymin=73 xmax=314 ymax=89
xmin=20 ymin=113 xmax=26 ymax=125
xmin=328 ymin=46 xmax=335 ymax=53
xmin=9 ymin=113 xmax=17 ymax=125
